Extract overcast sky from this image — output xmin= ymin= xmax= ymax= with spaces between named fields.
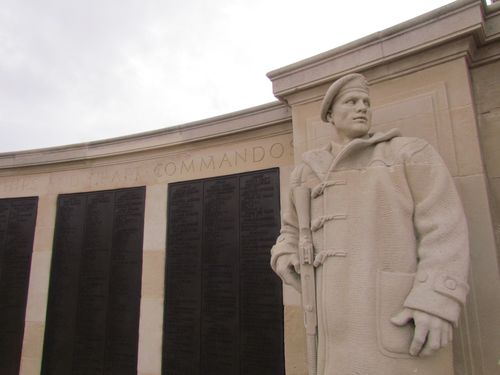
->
xmin=0 ymin=0 xmax=459 ymax=153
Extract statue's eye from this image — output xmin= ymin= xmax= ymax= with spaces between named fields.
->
xmin=345 ymin=99 xmax=355 ymax=105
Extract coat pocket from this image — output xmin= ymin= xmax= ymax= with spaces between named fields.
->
xmin=376 ymin=270 xmax=415 ymax=358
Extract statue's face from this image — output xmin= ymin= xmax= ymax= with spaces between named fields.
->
xmin=328 ymin=89 xmax=371 ymax=140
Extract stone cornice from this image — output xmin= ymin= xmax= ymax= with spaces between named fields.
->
xmin=0 ymin=101 xmax=291 ymax=169
xmin=267 ymin=0 xmax=486 ymax=99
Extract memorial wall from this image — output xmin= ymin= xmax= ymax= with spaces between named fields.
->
xmin=0 ymin=1 xmax=499 ymax=374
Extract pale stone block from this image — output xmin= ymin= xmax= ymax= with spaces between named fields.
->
xmin=282 ymin=284 xmax=301 ymax=307
xmin=291 ymin=101 xmax=322 ymax=158
xmin=489 ymin=177 xmax=500 ymax=223
xmin=455 ymin=174 xmax=500 ymax=375
xmin=306 ymin=116 xmax=331 ymax=151
xmin=48 ymin=169 xmax=92 ymax=193
xmin=372 ymin=59 xmax=473 ymax=110
xmin=372 ymin=97 xmax=440 ymax=148
xmin=143 ymin=184 xmax=167 ymax=252
xmin=34 ymin=193 xmax=57 ymax=222
xmin=478 ymin=110 xmax=500 ymax=178
xmin=20 ymin=321 xmax=45 ymax=359
xmin=434 ymin=108 xmax=459 ymax=177
xmin=33 ymin=194 xmax=57 ymax=252
xmin=453 ymin=271 xmax=483 ymax=375
xmin=476 ymin=82 xmax=500 ymax=116
xmin=0 ymin=174 xmax=50 ymax=198
xmin=25 ymin=292 xmax=49 ymax=323
xmin=379 ymin=5 xmax=481 ymax=59
xmin=19 ymin=356 xmax=41 ymax=375
xmin=138 ymin=297 xmax=164 ymax=375
xmin=141 ymin=250 xmax=165 ymax=298
xmin=279 ymin=164 xmax=293 ymax=209
xmin=284 ymin=305 xmax=307 ymax=375
xmin=448 ymin=106 xmax=483 ymax=176
xmin=143 ymin=222 xmax=167 ymax=252
xmin=25 ymin=251 xmax=51 ymax=322
xmin=26 ymin=251 xmax=51 ymax=295
xmin=33 ymin=222 xmax=54 ymax=253
xmin=427 ymin=60 xmax=474 ymax=109
xmin=471 ymin=59 xmax=500 ymax=113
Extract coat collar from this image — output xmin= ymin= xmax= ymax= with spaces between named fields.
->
xmin=302 ymin=129 xmax=401 ymax=180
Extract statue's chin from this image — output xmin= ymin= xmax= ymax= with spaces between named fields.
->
xmin=342 ymin=124 xmax=371 ymax=140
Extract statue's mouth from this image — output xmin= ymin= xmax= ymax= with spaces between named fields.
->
xmin=353 ymin=116 xmax=367 ymax=122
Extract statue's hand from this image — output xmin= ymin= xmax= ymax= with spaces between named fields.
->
xmin=391 ymin=308 xmax=453 ymax=357
xmin=275 ymin=253 xmax=301 ymax=292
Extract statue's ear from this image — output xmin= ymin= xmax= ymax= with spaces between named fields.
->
xmin=326 ymin=111 xmax=334 ymax=124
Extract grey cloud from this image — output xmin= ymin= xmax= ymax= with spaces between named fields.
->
xmin=0 ymin=0 xmax=452 ymax=152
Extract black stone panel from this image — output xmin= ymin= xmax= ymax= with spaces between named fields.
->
xmin=42 ymin=187 xmax=145 ymax=375
xmin=0 ymin=197 xmax=38 ymax=375
xmin=72 ymin=192 xmax=114 ymax=375
xmin=42 ymin=195 xmax=87 ymax=375
xmin=201 ymin=178 xmax=239 ymax=375
xmin=239 ymin=171 xmax=283 ymax=375
xmin=163 ymin=182 xmax=203 ymax=375
xmin=163 ymin=169 xmax=284 ymax=375
xmin=105 ymin=189 xmax=145 ymax=375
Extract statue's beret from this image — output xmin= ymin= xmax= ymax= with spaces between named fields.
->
xmin=320 ymin=73 xmax=369 ymax=122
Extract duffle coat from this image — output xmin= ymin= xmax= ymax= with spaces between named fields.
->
xmin=271 ymin=130 xmax=469 ymax=375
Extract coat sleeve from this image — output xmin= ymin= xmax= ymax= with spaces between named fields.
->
xmin=270 ymin=164 xmax=303 ymax=273
xmin=402 ymin=139 xmax=470 ymax=325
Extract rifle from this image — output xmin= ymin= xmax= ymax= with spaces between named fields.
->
xmin=293 ymin=186 xmax=318 ymax=375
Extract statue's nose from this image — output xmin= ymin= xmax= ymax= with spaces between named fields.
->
xmin=356 ymin=102 xmax=368 ymax=112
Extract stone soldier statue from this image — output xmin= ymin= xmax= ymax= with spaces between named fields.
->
xmin=271 ymin=73 xmax=470 ymax=375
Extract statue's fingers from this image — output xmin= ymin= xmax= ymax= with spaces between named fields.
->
xmin=409 ymin=323 xmax=428 ymax=356
xmin=313 ymin=254 xmax=322 ymax=267
xmin=440 ymin=324 xmax=449 ymax=348
xmin=420 ymin=327 xmax=440 ymax=356
xmin=390 ymin=308 xmax=413 ymax=326
xmin=282 ymin=268 xmax=301 ymax=292
xmin=313 ymin=252 xmax=326 ymax=267
xmin=291 ymin=255 xmax=301 ymax=274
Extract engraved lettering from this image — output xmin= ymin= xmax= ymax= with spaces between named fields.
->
xmin=181 ymin=160 xmax=195 ymax=174
xmin=235 ymin=149 xmax=247 ymax=165
xmin=252 ymin=146 xmax=265 ymax=163
xmin=165 ymin=162 xmax=177 ymax=176
xmin=219 ymin=153 xmax=233 ymax=169
xmin=125 ymin=167 xmax=139 ymax=182
xmin=200 ymin=156 xmax=215 ymax=171
xmin=111 ymin=171 xmax=121 ymax=183
xmin=151 ymin=139 xmax=290 ymax=179
xmin=154 ymin=163 xmax=164 ymax=177
xmin=270 ymin=143 xmax=285 ymax=159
